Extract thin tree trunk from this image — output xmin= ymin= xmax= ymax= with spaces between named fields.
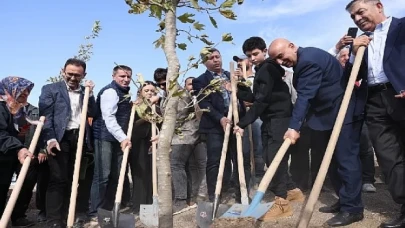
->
xmin=158 ymin=0 xmax=179 ymax=227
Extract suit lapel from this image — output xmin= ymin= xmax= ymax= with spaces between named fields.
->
xmin=59 ymin=81 xmax=71 ymax=106
xmin=384 ymin=17 xmax=401 ymax=63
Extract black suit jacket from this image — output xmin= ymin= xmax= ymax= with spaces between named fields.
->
xmin=192 ymin=70 xmax=245 ymax=134
xmin=38 ymin=81 xmax=96 ymax=147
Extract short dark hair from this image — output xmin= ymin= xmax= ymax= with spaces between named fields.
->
xmin=113 ymin=65 xmax=132 ymax=74
xmin=200 ymin=48 xmax=220 ymax=63
xmin=64 ymin=58 xmax=86 ymax=72
xmin=242 ymin=37 xmax=267 ymax=54
xmin=345 ymin=0 xmax=380 ymax=11
xmin=153 ymin=68 xmax=167 ymax=82
xmin=185 ymin=77 xmax=195 ymax=86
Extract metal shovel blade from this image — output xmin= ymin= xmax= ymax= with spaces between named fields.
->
xmin=219 ymin=202 xmax=273 ymax=220
xmin=97 ymin=207 xmax=136 ymax=228
xmin=196 ymin=201 xmax=231 ymax=228
xmin=140 ymin=197 xmax=158 ymax=227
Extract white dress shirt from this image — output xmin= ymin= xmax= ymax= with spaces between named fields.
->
xmin=350 ymin=16 xmax=392 ymax=86
xmin=100 ymin=88 xmax=127 ymax=143
xmin=66 ymin=86 xmax=81 ymax=130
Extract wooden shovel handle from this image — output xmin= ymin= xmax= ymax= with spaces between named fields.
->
xmin=67 ymin=86 xmax=90 ymax=227
xmin=115 ymin=103 xmax=137 ymax=203
xmin=0 ymin=116 xmax=45 ymax=227
xmin=230 ymin=62 xmax=249 ymax=205
xmin=151 ymin=105 xmax=158 ymax=197
xmin=214 ymin=98 xmax=233 ymax=195
xmin=297 ymin=46 xmax=366 ymax=228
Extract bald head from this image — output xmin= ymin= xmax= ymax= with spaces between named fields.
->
xmin=268 ymin=38 xmax=298 ymax=68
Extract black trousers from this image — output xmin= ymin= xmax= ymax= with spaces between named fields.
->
xmin=366 ymin=87 xmax=405 ymax=206
xmin=359 ymin=124 xmax=375 ymax=184
xmin=0 ymin=155 xmax=18 ymax=218
xmin=289 ymin=124 xmax=312 ymax=191
xmin=46 ymin=130 xmax=81 ymax=223
xmin=203 ymin=132 xmax=250 ymax=202
xmin=311 ymin=121 xmax=363 ymax=213
xmin=261 ymin=118 xmax=295 ymax=199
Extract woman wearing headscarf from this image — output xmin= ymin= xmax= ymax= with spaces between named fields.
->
xmin=129 ymin=81 xmax=161 ymax=214
xmin=0 ymin=76 xmax=35 ymax=219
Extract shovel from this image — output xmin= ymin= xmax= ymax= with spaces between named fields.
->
xmin=230 ymin=62 xmax=249 ymax=206
xmin=67 ymin=86 xmax=90 ymax=228
xmin=140 ymin=104 xmax=159 ymax=227
xmin=241 ymin=61 xmax=256 ymax=191
xmin=196 ymin=97 xmax=234 ymax=228
xmin=297 ymin=46 xmax=367 ymax=228
xmin=98 ymin=103 xmax=137 ymax=228
xmin=220 ymin=139 xmax=291 ymax=219
xmin=0 ymin=116 xmax=45 ymax=227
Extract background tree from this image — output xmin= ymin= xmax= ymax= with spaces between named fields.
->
xmin=125 ymin=0 xmax=243 ymax=227
xmin=47 ymin=20 xmax=102 ymax=83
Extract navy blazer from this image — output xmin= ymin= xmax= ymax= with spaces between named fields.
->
xmin=193 ymin=70 xmax=245 ymax=134
xmin=291 ymin=47 xmax=364 ymax=131
xmin=38 ymin=81 xmax=96 ymax=146
xmin=358 ymin=17 xmax=405 ymax=93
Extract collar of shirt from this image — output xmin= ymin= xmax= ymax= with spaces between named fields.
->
xmin=64 ymin=81 xmax=81 ymax=93
xmin=375 ymin=16 xmax=392 ymax=32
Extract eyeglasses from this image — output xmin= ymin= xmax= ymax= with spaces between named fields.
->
xmin=65 ymin=72 xmax=83 ymax=79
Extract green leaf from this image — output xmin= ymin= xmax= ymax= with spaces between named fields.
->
xmin=177 ymin=43 xmax=187 ymax=50
xmin=208 ymin=16 xmax=218 ymax=28
xmin=237 ymin=0 xmax=244 ymax=4
xmin=125 ymin=0 xmax=133 ymax=5
xmin=220 ymin=0 xmax=235 ymax=8
xmin=157 ymin=20 xmax=165 ymax=32
xmin=177 ymin=13 xmax=195 ymax=23
xmin=149 ymin=5 xmax=162 ymax=20
xmin=128 ymin=3 xmax=148 ymax=14
xmin=193 ymin=22 xmax=205 ymax=31
xmin=219 ymin=9 xmax=237 ymax=20
xmin=203 ymin=0 xmax=217 ymax=5
xmin=221 ymin=33 xmax=233 ymax=42
xmin=200 ymin=37 xmax=214 ymax=46
xmin=153 ymin=35 xmax=165 ymax=49
xmin=190 ymin=0 xmax=200 ymax=10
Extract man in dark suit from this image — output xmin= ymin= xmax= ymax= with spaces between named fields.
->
xmin=346 ymin=1 xmax=405 ymax=227
xmin=39 ymin=58 xmax=96 ymax=228
xmin=268 ymin=38 xmax=366 ymax=227
xmin=192 ymin=48 xmax=250 ymax=203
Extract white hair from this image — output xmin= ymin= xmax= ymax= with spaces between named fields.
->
xmin=337 ymin=46 xmax=350 ymax=59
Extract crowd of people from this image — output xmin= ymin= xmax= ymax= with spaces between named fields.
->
xmin=0 ymin=0 xmax=404 ymax=227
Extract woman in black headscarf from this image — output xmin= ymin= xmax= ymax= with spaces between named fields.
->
xmin=0 ymin=76 xmax=35 ymax=217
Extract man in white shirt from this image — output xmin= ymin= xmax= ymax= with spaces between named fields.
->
xmin=347 ymin=0 xmax=405 ymax=227
xmin=89 ymin=65 xmax=132 ymax=219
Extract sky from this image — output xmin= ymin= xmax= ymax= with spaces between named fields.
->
xmin=1 ymin=0 xmax=404 ymax=105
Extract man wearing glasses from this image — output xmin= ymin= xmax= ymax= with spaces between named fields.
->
xmin=39 ymin=58 xmax=96 ymax=228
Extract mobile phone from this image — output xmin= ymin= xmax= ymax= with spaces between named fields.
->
xmin=347 ymin=27 xmax=358 ymax=38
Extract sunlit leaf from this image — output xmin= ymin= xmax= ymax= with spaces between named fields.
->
xmin=200 ymin=37 xmax=214 ymax=46
xmin=188 ymin=55 xmax=196 ymax=61
xmin=219 ymin=9 xmax=237 ymax=20
xmin=193 ymin=22 xmax=205 ymax=31
xmin=153 ymin=35 xmax=165 ymax=49
xmin=190 ymin=0 xmax=200 ymax=10
xmin=172 ymin=89 xmax=186 ymax=97
xmin=221 ymin=33 xmax=233 ymax=42
xmin=208 ymin=16 xmax=218 ymax=28
xmin=128 ymin=3 xmax=148 ymax=14
xmin=177 ymin=13 xmax=195 ymax=23
xmin=202 ymin=0 xmax=217 ymax=5
xmin=220 ymin=0 xmax=235 ymax=8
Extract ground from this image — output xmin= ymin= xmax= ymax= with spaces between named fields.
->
xmin=10 ymin=167 xmax=399 ymax=228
